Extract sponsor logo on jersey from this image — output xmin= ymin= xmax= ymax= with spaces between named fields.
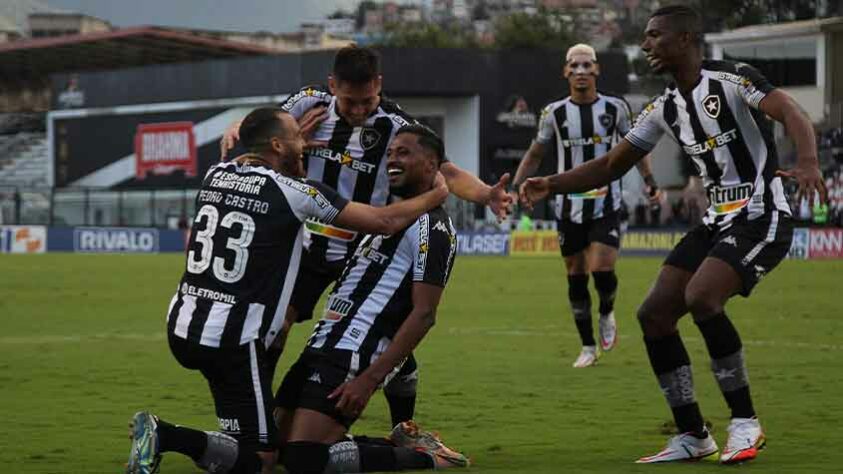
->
xmin=632 ymin=95 xmax=667 ymax=129
xmin=325 ymin=294 xmax=354 ymax=321
xmin=307 ymin=147 xmax=377 ymax=174
xmin=305 ymin=187 xmax=330 ymax=209
xmin=281 ymin=87 xmax=329 ymax=111
xmin=360 ymin=127 xmax=381 ymax=150
xmin=415 ymin=215 xmax=430 ymax=275
xmin=716 ymin=71 xmax=751 ymax=88
xmin=356 ymin=235 xmax=390 ymax=264
xmin=569 ymin=186 xmax=608 ymax=199
xmin=708 ymin=183 xmax=753 ymax=214
xmin=560 ymin=135 xmax=612 ymax=148
xmin=218 ymin=418 xmax=241 ymax=433
xmin=701 ymin=94 xmax=721 ymax=119
xmin=305 ymin=219 xmax=357 ymax=241
xmin=682 ymin=129 xmax=738 ymax=156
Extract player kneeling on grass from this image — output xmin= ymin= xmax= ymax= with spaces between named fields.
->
xmin=125 ymin=109 xmax=449 ymax=474
xmin=274 ymin=124 xmax=469 ymax=474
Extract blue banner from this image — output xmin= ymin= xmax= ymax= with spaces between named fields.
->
xmin=457 ymin=231 xmax=510 ymax=256
xmin=46 ymin=227 xmax=186 ymax=253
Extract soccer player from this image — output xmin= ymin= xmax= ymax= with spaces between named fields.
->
xmin=220 ymin=46 xmax=511 ymax=428
xmin=512 ymin=43 xmax=660 ymax=368
xmin=125 ymin=108 xmax=449 ymax=474
xmin=275 ymin=124 xmax=467 ymax=473
xmin=520 ymin=5 xmax=826 ymax=464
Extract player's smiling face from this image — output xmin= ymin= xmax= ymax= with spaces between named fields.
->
xmin=386 ymin=133 xmax=435 ymax=198
xmin=329 ymin=77 xmax=382 ymax=127
xmin=641 ymin=16 xmax=682 ymax=74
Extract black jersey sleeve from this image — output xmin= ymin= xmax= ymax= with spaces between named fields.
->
xmin=409 ymin=211 xmax=457 ymax=288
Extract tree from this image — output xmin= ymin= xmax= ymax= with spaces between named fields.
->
xmin=492 ymin=8 xmax=577 ymax=50
xmin=374 ymin=22 xmax=478 ymax=48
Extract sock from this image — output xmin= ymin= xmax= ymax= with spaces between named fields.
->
xmin=568 ymin=274 xmax=594 ymax=346
xmin=156 ymin=419 xmax=208 ymax=459
xmin=695 ymin=313 xmax=755 ymax=419
xmin=384 ymin=354 xmax=419 ymax=427
xmin=591 ymin=270 xmax=618 ymax=316
xmin=644 ymin=333 xmax=706 ymax=435
xmin=283 ymin=441 xmax=329 ymax=474
xmin=328 ymin=439 xmax=434 ymax=472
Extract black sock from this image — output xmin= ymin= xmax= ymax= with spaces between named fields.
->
xmin=156 ymin=419 xmax=207 ymax=460
xmin=644 ymin=333 xmax=706 ymax=435
xmin=591 ymin=270 xmax=618 ymax=316
xmin=384 ymin=354 xmax=418 ymax=427
xmin=696 ymin=313 xmax=755 ymax=419
xmin=359 ymin=444 xmax=434 ymax=471
xmin=568 ymin=274 xmax=594 ymax=346
xmin=283 ymin=441 xmax=329 ymax=474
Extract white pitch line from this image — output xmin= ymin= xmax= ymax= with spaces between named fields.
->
xmin=446 ymin=326 xmax=843 ymax=352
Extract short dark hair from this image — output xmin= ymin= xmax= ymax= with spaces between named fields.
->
xmin=239 ymin=107 xmax=286 ymax=151
xmin=397 ymin=124 xmax=445 ymax=165
xmin=333 ymin=45 xmax=380 ymax=84
xmin=650 ymin=5 xmax=703 ymax=46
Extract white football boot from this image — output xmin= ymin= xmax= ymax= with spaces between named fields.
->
xmin=636 ymin=430 xmax=719 ymax=463
xmin=720 ymin=417 xmax=766 ymax=464
xmin=598 ymin=312 xmax=617 ymax=351
xmin=572 ymin=345 xmax=599 ymax=368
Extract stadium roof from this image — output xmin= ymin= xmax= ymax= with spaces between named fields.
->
xmin=706 ymin=16 xmax=843 ymax=43
xmin=0 ymin=26 xmax=275 ymax=82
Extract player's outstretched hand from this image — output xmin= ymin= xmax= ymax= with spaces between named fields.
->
xmin=519 ymin=177 xmax=550 ymax=211
xmin=219 ymin=119 xmax=243 ymax=161
xmin=299 ymin=105 xmax=329 ymax=149
xmin=776 ymin=164 xmax=828 ymax=206
xmin=488 ymin=173 xmax=513 ymax=223
xmin=328 ymin=375 xmax=377 ymax=419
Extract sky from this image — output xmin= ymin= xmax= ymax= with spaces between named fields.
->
xmin=42 ymin=0 xmax=385 ymax=33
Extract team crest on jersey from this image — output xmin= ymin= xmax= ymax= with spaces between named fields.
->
xmin=702 ymin=95 xmax=721 ymax=119
xmin=598 ymin=113 xmax=613 ymax=128
xmin=360 ymin=128 xmax=381 ymax=150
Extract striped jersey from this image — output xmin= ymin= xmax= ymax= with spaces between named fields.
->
xmin=535 ymin=92 xmax=632 ymax=223
xmin=626 ymin=60 xmax=791 ymax=229
xmin=167 ymin=159 xmax=348 ymax=349
xmin=280 ymin=85 xmax=415 ymax=264
xmin=306 ymin=207 xmax=457 ymax=373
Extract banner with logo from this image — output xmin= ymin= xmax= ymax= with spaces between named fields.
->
xmin=135 ymin=122 xmax=197 ymax=179
xmin=457 ymin=231 xmax=510 ymax=256
xmin=787 ymin=227 xmax=809 ymax=260
xmin=0 ymin=226 xmax=47 ymax=254
xmin=620 ymin=231 xmax=687 ymax=257
xmin=509 ymin=230 xmax=559 ymax=257
xmin=808 ymin=228 xmax=843 ymax=259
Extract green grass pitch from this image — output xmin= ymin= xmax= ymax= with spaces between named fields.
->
xmin=2 ymin=254 xmax=842 ymax=473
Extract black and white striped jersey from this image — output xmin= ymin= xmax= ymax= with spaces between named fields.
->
xmin=535 ymin=92 xmax=632 ymax=223
xmin=167 ymin=159 xmax=348 ymax=349
xmin=626 ymin=60 xmax=791 ymax=230
xmin=280 ymin=85 xmax=415 ymax=263
xmin=305 ymin=207 xmax=457 ymax=371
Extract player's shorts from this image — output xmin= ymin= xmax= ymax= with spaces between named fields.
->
xmin=168 ymin=335 xmax=276 ymax=452
xmin=289 ymin=249 xmax=346 ymax=322
xmin=275 ymin=348 xmax=360 ymax=429
xmin=556 ymin=213 xmax=621 ymax=257
xmin=664 ymin=211 xmax=793 ymax=296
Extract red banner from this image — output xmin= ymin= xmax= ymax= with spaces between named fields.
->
xmin=808 ymin=228 xmax=843 ymax=259
xmin=134 ymin=122 xmax=197 ymax=179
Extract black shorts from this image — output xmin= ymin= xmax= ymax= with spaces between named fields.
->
xmin=275 ymin=348 xmax=360 ymax=429
xmin=664 ymin=211 xmax=794 ymax=296
xmin=168 ymin=335 xmax=276 ymax=452
xmin=556 ymin=214 xmax=621 ymax=257
xmin=289 ymin=249 xmax=346 ymax=322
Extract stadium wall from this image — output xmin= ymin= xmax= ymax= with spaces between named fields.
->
xmin=4 ymin=226 xmax=841 ymax=260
